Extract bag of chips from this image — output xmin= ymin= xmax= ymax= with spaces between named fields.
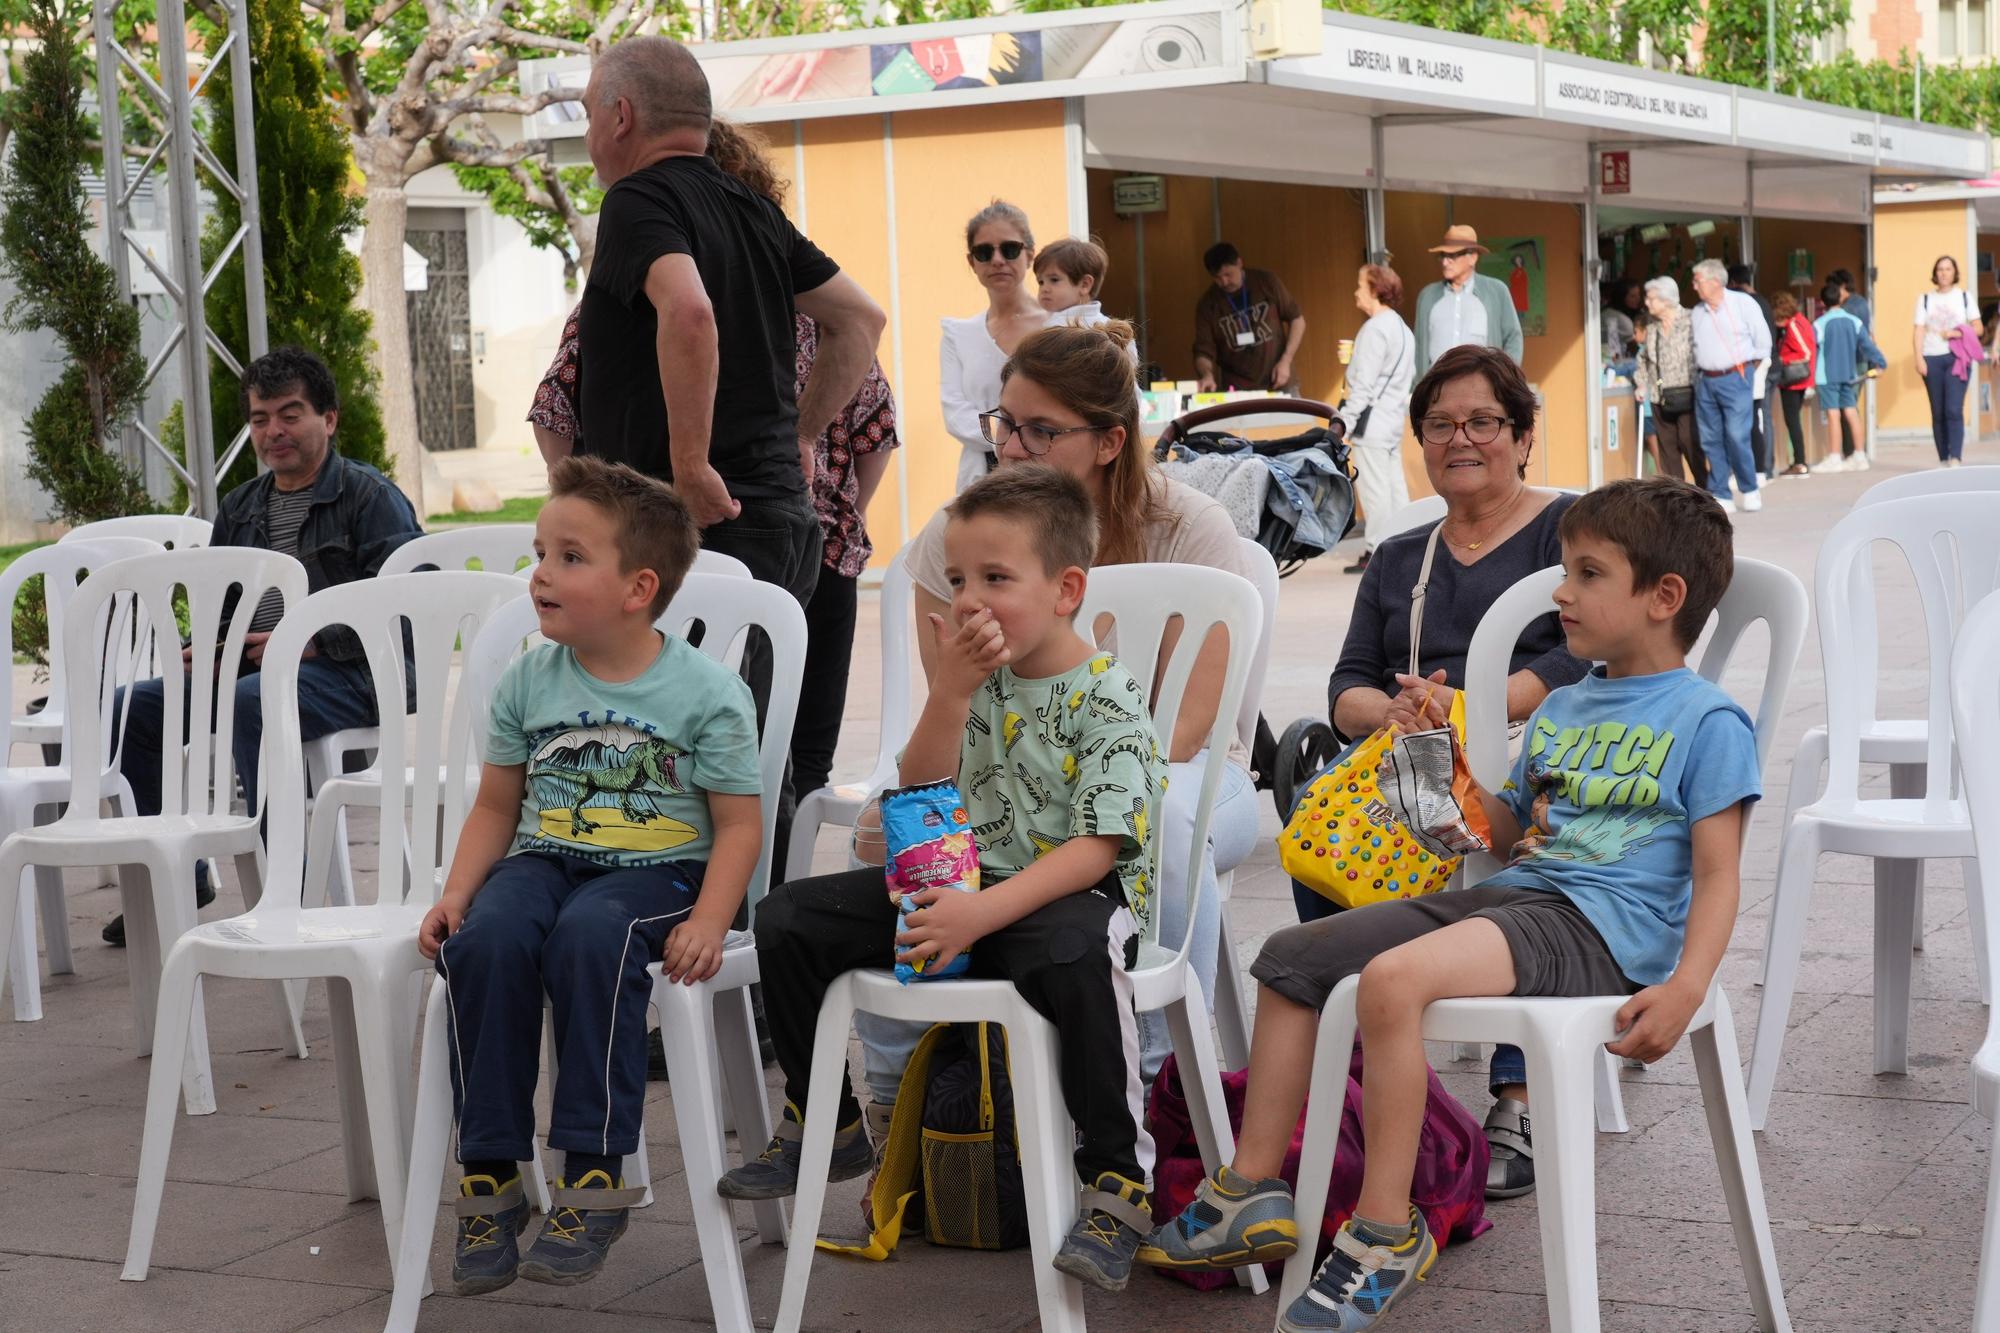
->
xmin=881 ymin=779 xmax=982 ymax=984
xmin=1377 ymin=725 xmax=1493 ymax=859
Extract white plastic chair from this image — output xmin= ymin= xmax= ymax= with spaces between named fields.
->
xmin=13 ymin=516 xmax=209 ymax=759
xmin=1209 ymin=537 xmax=1280 ymax=1071
xmin=0 ymin=547 xmax=306 ymax=1115
xmin=1946 ymin=590 xmax=2000 ymax=1331
xmin=1378 ymin=493 xmax=1447 ymax=541
xmin=1774 ymin=466 xmax=2000 ymax=1002
xmin=0 ymin=537 xmax=160 ymax=1019
xmin=387 ymin=572 xmax=804 ymax=1333
xmin=1280 ymin=555 xmax=1806 ymax=1333
xmin=119 ymin=569 xmax=523 ymax=1284
xmin=381 ymin=523 xmax=540 ymax=578
xmin=777 ymin=563 xmax=1266 ymax=1333
xmin=785 ymin=546 xmax=914 ymax=880
xmin=1747 ymin=494 xmax=2000 ymax=1129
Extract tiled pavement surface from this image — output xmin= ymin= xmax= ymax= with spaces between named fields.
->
xmin=3 ymin=440 xmax=1993 ymax=1331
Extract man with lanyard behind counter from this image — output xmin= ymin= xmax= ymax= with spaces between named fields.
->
xmin=1688 ymin=257 xmax=1771 ymax=514
xmin=1193 ymin=242 xmax=1305 ymax=393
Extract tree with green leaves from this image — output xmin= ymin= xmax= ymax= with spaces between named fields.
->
xmin=194 ymin=0 xmax=389 ymax=496
xmin=0 ymin=0 xmax=152 ymax=526
xmin=452 ymin=147 xmax=603 ymax=291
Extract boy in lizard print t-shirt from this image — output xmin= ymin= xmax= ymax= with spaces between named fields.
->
xmin=727 ymin=465 xmax=1170 ymax=1294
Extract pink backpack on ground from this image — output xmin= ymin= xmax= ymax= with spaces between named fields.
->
xmin=1146 ymin=1049 xmax=1492 ymax=1291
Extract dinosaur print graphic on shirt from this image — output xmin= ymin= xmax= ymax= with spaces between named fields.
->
xmin=524 ymin=720 xmax=697 ymax=859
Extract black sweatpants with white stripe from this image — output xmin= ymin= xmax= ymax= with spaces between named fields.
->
xmin=755 ymin=866 xmax=1157 ymax=1190
xmin=438 ymin=850 xmax=703 ymax=1163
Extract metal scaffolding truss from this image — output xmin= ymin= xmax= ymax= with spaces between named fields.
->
xmin=92 ymin=0 xmax=267 ymax=518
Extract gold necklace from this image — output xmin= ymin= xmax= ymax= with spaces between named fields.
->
xmin=1445 ymin=488 xmax=1527 ymax=551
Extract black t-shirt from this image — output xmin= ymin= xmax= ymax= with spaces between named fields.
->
xmin=579 ymin=155 xmax=842 ymax=499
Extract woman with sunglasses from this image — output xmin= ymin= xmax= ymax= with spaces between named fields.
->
xmin=940 ymin=201 xmax=1055 ymax=492
xmin=890 ymin=321 xmax=1258 ymax=1093
xmin=1317 ymin=344 xmax=1588 ymax=1202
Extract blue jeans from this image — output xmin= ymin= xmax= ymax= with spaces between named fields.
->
xmin=114 ymin=655 xmax=379 ymax=819
xmin=1293 ymin=882 xmax=1523 ymax=1095
xmin=1925 ymin=353 xmax=1968 ymax=461
xmin=438 ymin=851 xmax=704 ymax=1161
xmin=1693 ymin=370 xmax=1759 ymax=501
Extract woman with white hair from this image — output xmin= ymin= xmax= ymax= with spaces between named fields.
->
xmin=1632 ymin=275 xmax=1707 ymax=486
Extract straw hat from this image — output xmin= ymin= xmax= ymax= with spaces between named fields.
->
xmin=1427 ymin=224 xmax=1490 ymax=255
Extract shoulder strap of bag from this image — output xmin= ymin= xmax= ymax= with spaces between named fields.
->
xmin=1409 ymin=523 xmax=1444 ymax=676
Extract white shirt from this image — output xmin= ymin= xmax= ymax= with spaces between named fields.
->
xmin=1914 ymin=288 xmax=1975 ymax=358
xmin=1427 ymin=276 xmax=1488 ymax=360
xmin=1340 ymin=309 xmax=1416 ymax=447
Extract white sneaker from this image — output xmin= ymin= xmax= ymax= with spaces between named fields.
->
xmin=1739 ymin=489 xmax=1763 ymax=513
xmin=1810 ymin=455 xmax=1847 ymax=474
xmin=1717 ymin=495 xmax=1738 ymax=514
xmin=1849 ymin=454 xmax=1871 ymax=472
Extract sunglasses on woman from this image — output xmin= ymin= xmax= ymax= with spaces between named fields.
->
xmin=970 ymin=241 xmax=1026 ymax=264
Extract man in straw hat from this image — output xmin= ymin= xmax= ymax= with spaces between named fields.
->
xmin=1413 ymin=224 xmax=1524 ymax=373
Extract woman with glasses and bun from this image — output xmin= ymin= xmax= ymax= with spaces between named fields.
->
xmin=940 ymin=200 xmax=1055 ymax=491
xmin=874 ymin=320 xmax=1259 ymax=1098
xmin=1315 ymin=344 xmax=1589 ymax=1202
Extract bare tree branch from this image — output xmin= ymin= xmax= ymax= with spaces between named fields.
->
xmin=494 ymin=25 xmax=590 ymax=54
xmin=425 ymin=131 xmax=555 ymax=169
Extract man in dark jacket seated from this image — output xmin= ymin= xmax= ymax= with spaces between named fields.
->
xmin=103 ymin=346 xmax=421 ymax=945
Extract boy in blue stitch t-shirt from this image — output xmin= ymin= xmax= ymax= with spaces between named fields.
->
xmin=1143 ymin=478 xmax=1760 ymax=1333
xmin=415 ymin=457 xmax=763 ymax=1297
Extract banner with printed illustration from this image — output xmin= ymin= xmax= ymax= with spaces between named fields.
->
xmin=1478 ymin=236 xmax=1547 ymax=338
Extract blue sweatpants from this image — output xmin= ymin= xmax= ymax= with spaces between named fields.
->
xmin=437 ymin=850 xmax=704 ymax=1162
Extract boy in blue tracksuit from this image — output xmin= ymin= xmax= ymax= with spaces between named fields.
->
xmin=1812 ymin=283 xmax=1887 ymax=473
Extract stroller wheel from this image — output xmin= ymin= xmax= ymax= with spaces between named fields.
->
xmin=1271 ymin=717 xmax=1340 ymax=819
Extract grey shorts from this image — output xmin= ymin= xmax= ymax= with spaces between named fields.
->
xmin=1250 ymin=883 xmax=1639 ymax=1012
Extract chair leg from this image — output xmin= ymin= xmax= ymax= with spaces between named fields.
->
xmin=1524 ymin=1022 xmax=1603 ymax=1333
xmin=1688 ymin=990 xmax=1792 ymax=1333
xmin=237 ymin=849 xmax=309 ymax=1060
xmin=656 ymin=981 xmax=756 ymax=1333
xmin=327 ymin=976 xmax=380 ymax=1203
xmin=1762 ymin=730 xmax=1828 ymax=988
xmin=1873 ymin=855 xmax=1919 ymax=1077
xmin=1977 ymin=1114 xmax=2000 ymax=1333
xmin=786 ymin=791 xmax=827 ymax=883
xmin=715 ymin=982 xmax=787 ymax=1243
xmin=1746 ymin=820 xmax=1821 ymax=1130
xmin=120 ymin=864 xmax=160 ymax=1058
xmin=386 ymin=982 xmax=455 ymax=1333
xmin=1212 ymin=899 xmax=1253 ymax=1072
xmin=28 ymin=799 xmax=71 ymax=978
xmin=1006 ymin=1010 xmax=1088 ymax=1333
xmin=1888 ymin=763 xmax=1926 ymax=952
xmin=4 ymin=858 xmax=41 ymax=1023
xmin=144 ymin=857 xmax=216 ymax=1117
xmin=121 ymin=945 xmax=202 ymax=1280
xmin=1164 ymin=981 xmax=1267 ymax=1294
xmin=351 ymin=972 xmax=414 ymax=1264
xmin=774 ymin=975 xmax=863 ymax=1333
xmin=1278 ymin=979 xmax=1359 ymax=1319
xmin=1968 ymin=855 xmax=1995 ymax=1008
xmin=1593 ymin=1048 xmax=1629 ymax=1134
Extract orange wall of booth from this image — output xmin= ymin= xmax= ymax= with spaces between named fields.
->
xmin=1873 ymin=200 xmax=1973 ymax=434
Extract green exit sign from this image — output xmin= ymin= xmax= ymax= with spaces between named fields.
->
xmin=1112 ymin=175 xmax=1166 ymax=216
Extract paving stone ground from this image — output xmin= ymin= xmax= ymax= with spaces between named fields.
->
xmin=3 ymin=440 xmax=1992 ymax=1331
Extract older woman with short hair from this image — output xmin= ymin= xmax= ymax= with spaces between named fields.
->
xmin=1315 ymin=343 xmax=1590 ymax=1201
xmin=1633 ymin=275 xmax=1706 ymax=487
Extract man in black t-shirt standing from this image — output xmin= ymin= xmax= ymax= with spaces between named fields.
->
xmin=573 ymin=34 xmax=884 ymax=617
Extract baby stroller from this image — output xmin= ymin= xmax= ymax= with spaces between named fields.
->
xmin=1154 ymin=397 xmax=1357 ymax=797
xmin=1154 ymin=397 xmax=1357 ymax=578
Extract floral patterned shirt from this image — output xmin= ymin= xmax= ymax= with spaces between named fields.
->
xmin=527 ymin=305 xmax=898 ymax=578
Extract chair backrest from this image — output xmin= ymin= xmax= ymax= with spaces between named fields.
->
xmin=1 ymin=536 xmax=161 ymax=754
xmin=1235 ymin=537 xmax=1282 ymax=755
xmin=1840 ymin=469 xmax=2000 ymax=727
xmin=693 ymin=548 xmax=753 ymax=580
xmin=1076 ymin=563 xmax=1259 ymax=956
xmin=380 ymin=525 xmax=538 ymax=577
xmin=459 ymin=572 xmax=807 ymax=915
xmin=60 ymin=547 xmax=308 ymax=820
xmin=1379 ymin=495 xmax=1447 ymax=543
xmin=1814 ymin=494 xmax=2000 ymax=811
xmin=59 ymin=514 xmax=211 ymax=552
xmin=1947 ymin=590 xmax=2000 ymax=1090
xmin=1460 ymin=556 xmax=1808 ymax=877
xmin=260 ymin=571 xmax=527 ymax=911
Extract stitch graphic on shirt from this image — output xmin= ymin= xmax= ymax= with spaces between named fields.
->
xmin=525 ymin=724 xmax=694 ymax=856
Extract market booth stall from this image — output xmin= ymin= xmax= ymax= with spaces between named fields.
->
xmin=524 ymin=0 xmax=1986 ymax=563
xmin=1874 ymin=179 xmax=2000 ymax=444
